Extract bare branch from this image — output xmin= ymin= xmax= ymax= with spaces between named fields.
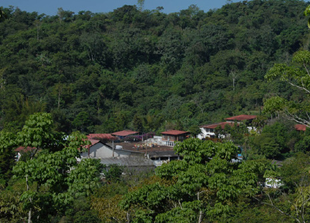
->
xmin=288 ymin=81 xmax=310 ymax=94
xmin=303 ymin=63 xmax=310 ymax=77
xmin=257 ymin=189 xmax=302 ymax=223
xmin=284 ymin=111 xmax=310 ymax=127
xmin=306 ymin=112 xmax=310 ymax=121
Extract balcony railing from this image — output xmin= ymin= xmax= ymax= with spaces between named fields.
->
xmin=166 ymin=141 xmax=175 ymax=147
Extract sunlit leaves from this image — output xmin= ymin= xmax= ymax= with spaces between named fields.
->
xmin=91 ymin=194 xmax=127 ymax=222
xmin=15 ymin=112 xmax=56 ymax=151
xmin=293 ymin=50 xmax=310 ymax=65
xmin=122 ymin=138 xmax=264 ymax=222
xmin=263 ymin=96 xmax=287 ymax=115
xmin=304 ymin=5 xmax=310 ymax=28
xmin=10 ymin=113 xmax=101 ymax=220
xmin=67 ymin=158 xmax=103 ymax=197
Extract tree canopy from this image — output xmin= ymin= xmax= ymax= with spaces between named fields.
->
xmin=0 ymin=0 xmax=308 ymax=133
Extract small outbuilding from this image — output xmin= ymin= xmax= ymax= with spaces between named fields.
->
xmin=112 ymin=130 xmax=139 ymax=140
xmin=161 ymin=130 xmax=190 ymax=146
xmin=225 ymin=115 xmax=257 ymax=123
xmin=80 ymin=140 xmax=142 ymax=159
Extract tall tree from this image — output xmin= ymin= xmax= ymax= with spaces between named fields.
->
xmin=121 ymin=138 xmax=265 ymax=222
xmin=264 ymin=50 xmax=310 ymax=126
xmin=9 ymin=113 xmax=103 ymax=222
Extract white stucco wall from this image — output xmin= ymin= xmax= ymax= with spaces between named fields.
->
xmin=197 ymin=128 xmax=216 ymax=139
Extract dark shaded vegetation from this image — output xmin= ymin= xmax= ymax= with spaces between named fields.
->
xmin=0 ymin=0 xmax=308 ymax=134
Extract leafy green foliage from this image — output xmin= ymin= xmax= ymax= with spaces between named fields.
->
xmin=15 ymin=112 xmax=61 ymax=152
xmin=103 ymin=164 xmax=123 ymax=183
xmin=121 ymin=138 xmax=266 ymax=222
xmin=65 ymin=197 xmax=102 ymax=223
xmin=264 ymin=49 xmax=310 ymax=126
xmin=0 ymin=0 xmax=308 ymax=132
xmin=0 ymin=181 xmax=26 ymax=222
xmin=305 ymin=5 xmax=310 ymax=28
xmin=3 ymin=113 xmax=104 ymax=222
xmin=248 ymin=122 xmax=297 ymax=159
xmin=1 ymin=2 xmax=310 ymax=221
xmin=280 ymin=153 xmax=310 ymax=191
xmin=0 ymin=7 xmax=8 ymax=22
xmin=0 ymin=132 xmax=16 ymax=184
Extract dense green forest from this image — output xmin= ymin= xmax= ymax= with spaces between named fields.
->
xmin=3 ymin=0 xmax=310 ymax=222
xmin=0 ymin=0 xmax=309 ymax=134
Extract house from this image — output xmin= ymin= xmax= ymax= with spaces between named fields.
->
xmin=225 ymin=115 xmax=257 ymax=123
xmin=84 ymin=132 xmax=181 ymax=167
xmin=80 ymin=140 xmax=142 ymax=159
xmin=80 ymin=138 xmax=155 ymax=171
xmin=161 ymin=130 xmax=190 ymax=147
xmin=198 ymin=122 xmax=234 ymax=139
xmin=226 ymin=114 xmax=257 ymax=131
xmin=115 ymin=140 xmax=179 ymax=166
xmin=87 ymin=133 xmax=117 ymax=141
xmin=198 ymin=114 xmax=257 ymax=139
xmin=147 ymin=150 xmax=180 ymax=167
xmin=111 ymin=130 xmax=139 ymax=140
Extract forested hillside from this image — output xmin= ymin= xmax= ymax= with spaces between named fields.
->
xmin=0 ymin=0 xmax=308 ymax=133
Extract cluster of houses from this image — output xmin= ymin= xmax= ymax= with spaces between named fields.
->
xmin=79 ymin=129 xmax=190 ymax=171
xmin=76 ymin=114 xmax=260 ymax=170
xmin=15 ymin=114 xmax=308 ymax=185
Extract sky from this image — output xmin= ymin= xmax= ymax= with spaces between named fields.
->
xmin=1 ymin=0 xmax=229 ymax=16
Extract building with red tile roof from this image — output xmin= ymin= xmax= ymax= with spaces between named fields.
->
xmin=161 ymin=130 xmax=190 ymax=146
xmin=295 ymin=124 xmax=307 ymax=131
xmin=87 ymin=133 xmax=117 ymax=140
xmin=198 ymin=114 xmax=257 ymax=139
xmin=82 ymin=139 xmax=100 ymax=150
xmin=15 ymin=146 xmax=36 ymax=152
xmin=112 ymin=130 xmax=138 ymax=137
xmin=198 ymin=122 xmax=235 ymax=139
xmin=80 ymin=141 xmax=143 ymax=159
xmin=161 ymin=130 xmax=189 ymax=135
xmin=225 ymin=115 xmax=257 ymax=122
xmin=200 ymin=122 xmax=235 ymax=130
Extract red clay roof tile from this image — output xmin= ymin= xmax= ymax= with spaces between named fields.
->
xmin=112 ymin=130 xmax=139 ymax=137
xmin=201 ymin=122 xmax=235 ymax=129
xmin=161 ymin=130 xmax=189 ymax=135
xmin=225 ymin=115 xmax=257 ymax=121
xmin=295 ymin=124 xmax=307 ymax=131
xmin=87 ymin=134 xmax=117 ymax=140
xmin=15 ymin=146 xmax=36 ymax=152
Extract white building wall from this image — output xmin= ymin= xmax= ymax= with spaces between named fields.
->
xmin=91 ymin=143 xmax=113 ymax=158
xmin=197 ymin=128 xmax=216 ymax=139
xmin=265 ymin=178 xmax=283 ymax=188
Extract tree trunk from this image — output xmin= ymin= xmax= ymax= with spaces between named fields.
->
xmin=26 ymin=175 xmax=32 ymax=223
xmin=197 ymin=192 xmax=202 ymax=223
xmin=126 ymin=211 xmax=130 ymax=223
xmin=28 ymin=208 xmax=32 ymax=223
xmin=112 ymin=140 xmax=115 ymax=157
